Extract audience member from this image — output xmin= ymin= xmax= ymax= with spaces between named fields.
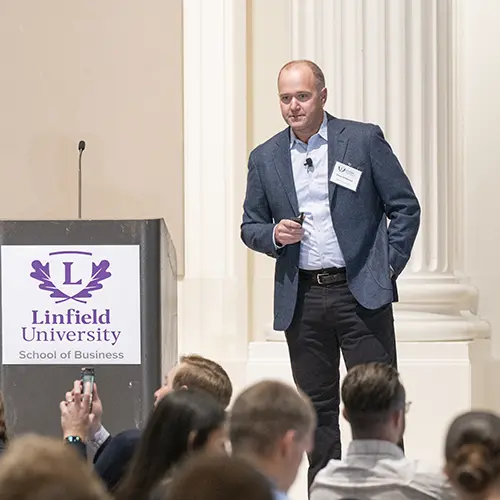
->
xmin=0 ymin=434 xmax=109 ymax=500
xmin=229 ymin=380 xmax=316 ymax=500
xmin=0 ymin=391 xmax=8 ymax=455
xmin=161 ymin=454 xmax=275 ymax=500
xmin=153 ymin=354 xmax=233 ymax=407
xmin=311 ymin=362 xmax=456 ymax=500
xmin=62 ymin=354 xmax=232 ymax=490
xmin=115 ymin=388 xmax=227 ymax=500
xmin=445 ymin=410 xmax=500 ymax=500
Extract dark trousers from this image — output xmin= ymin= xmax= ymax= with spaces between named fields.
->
xmin=285 ymin=273 xmax=398 ymax=488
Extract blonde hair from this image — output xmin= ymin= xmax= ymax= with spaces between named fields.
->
xmin=0 ymin=434 xmax=110 ymax=500
xmin=174 ymin=354 xmax=233 ymax=408
xmin=229 ymin=380 xmax=315 ymax=457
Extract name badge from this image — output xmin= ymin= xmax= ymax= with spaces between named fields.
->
xmin=330 ymin=161 xmax=362 ymax=192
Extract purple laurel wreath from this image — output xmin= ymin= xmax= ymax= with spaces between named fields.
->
xmin=30 ymin=260 xmax=111 ymax=304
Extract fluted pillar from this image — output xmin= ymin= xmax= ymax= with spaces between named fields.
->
xmin=180 ymin=0 xmax=249 ymax=387
xmin=279 ymin=0 xmax=489 ymax=341
xmin=246 ymin=3 xmax=492 ymax=498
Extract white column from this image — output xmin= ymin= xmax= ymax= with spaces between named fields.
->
xmin=247 ymin=3 xmax=492 ymax=499
xmin=269 ymin=0 xmax=489 ymax=341
xmin=181 ymin=0 xmax=249 ymax=389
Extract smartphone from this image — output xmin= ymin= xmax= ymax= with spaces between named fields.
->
xmin=291 ymin=212 xmax=305 ymax=225
xmin=81 ymin=367 xmax=95 ymax=410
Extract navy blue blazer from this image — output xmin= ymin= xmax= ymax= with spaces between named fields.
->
xmin=241 ymin=114 xmax=420 ymax=331
xmin=93 ymin=429 xmax=141 ymax=491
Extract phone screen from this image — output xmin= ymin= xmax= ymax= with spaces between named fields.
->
xmin=81 ymin=367 xmax=95 ymax=410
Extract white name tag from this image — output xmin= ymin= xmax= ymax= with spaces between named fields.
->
xmin=330 ymin=161 xmax=362 ymax=192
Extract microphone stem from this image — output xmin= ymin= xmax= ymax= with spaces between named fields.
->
xmin=78 ymin=150 xmax=83 ymax=219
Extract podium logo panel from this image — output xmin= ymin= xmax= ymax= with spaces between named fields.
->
xmin=1 ymin=245 xmax=141 ymax=365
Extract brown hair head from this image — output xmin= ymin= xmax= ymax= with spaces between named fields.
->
xmin=229 ymin=380 xmax=316 ymax=457
xmin=173 ymin=354 xmax=233 ymax=409
xmin=341 ymin=362 xmax=405 ymax=436
xmin=0 ymin=434 xmax=109 ymax=500
xmin=157 ymin=454 xmax=274 ymax=500
xmin=445 ymin=411 xmax=500 ymax=495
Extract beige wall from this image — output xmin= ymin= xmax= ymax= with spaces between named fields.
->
xmin=462 ymin=0 xmax=500 ymax=356
xmin=0 ymin=1 xmax=184 ymax=272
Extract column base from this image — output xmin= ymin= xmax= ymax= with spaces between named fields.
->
xmin=246 ymin=338 xmax=493 ymax=500
xmin=395 ymin=277 xmax=490 ymax=340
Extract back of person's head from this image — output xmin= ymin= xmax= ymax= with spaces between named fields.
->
xmin=174 ymin=354 xmax=233 ymax=408
xmin=116 ymin=389 xmax=226 ymax=500
xmin=0 ymin=434 xmax=109 ymax=500
xmin=229 ymin=380 xmax=315 ymax=492
xmin=445 ymin=411 xmax=500 ymax=497
xmin=0 ymin=391 xmax=8 ymax=444
xmin=157 ymin=454 xmax=274 ymax=500
xmin=341 ymin=362 xmax=406 ymax=442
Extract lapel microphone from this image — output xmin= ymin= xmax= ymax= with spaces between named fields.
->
xmin=304 ymin=157 xmax=314 ymax=173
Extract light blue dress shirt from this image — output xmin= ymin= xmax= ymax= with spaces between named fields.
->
xmin=274 ymin=489 xmax=290 ymax=500
xmin=289 ymin=112 xmax=345 ymax=270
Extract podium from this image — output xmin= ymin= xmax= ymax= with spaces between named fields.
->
xmin=0 ymin=219 xmax=177 ymax=438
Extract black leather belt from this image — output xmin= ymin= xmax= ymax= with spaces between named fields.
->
xmin=299 ymin=267 xmax=347 ymax=285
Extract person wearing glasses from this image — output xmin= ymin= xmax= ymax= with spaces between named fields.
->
xmin=310 ymin=363 xmax=456 ymax=500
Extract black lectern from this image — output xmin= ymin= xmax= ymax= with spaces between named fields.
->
xmin=0 ymin=219 xmax=177 ymax=438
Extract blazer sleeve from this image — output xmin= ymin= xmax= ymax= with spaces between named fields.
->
xmin=240 ymin=152 xmax=280 ymax=257
xmin=94 ymin=429 xmax=140 ymax=491
xmin=369 ymin=125 xmax=421 ymax=275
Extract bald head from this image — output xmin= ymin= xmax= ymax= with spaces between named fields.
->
xmin=278 ymin=60 xmax=325 ymax=91
xmin=277 ymin=60 xmax=327 ymax=143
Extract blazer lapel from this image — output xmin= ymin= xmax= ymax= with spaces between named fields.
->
xmin=328 ymin=117 xmax=348 ymax=206
xmin=273 ymin=131 xmax=299 ymax=214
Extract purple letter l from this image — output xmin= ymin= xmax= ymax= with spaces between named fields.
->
xmin=63 ymin=262 xmax=82 ymax=285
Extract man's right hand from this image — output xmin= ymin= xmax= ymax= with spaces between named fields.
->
xmin=274 ymin=219 xmax=304 ymax=246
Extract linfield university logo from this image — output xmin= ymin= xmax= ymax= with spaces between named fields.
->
xmin=30 ymin=251 xmax=111 ymax=304
xmin=1 ymin=244 xmax=141 ymax=365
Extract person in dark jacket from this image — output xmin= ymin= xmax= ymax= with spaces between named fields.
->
xmin=115 ymin=389 xmax=227 ymax=500
xmin=61 ymin=354 xmax=232 ymax=491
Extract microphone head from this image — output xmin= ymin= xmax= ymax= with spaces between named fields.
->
xmin=305 ymin=157 xmax=313 ymax=167
xmin=78 ymin=140 xmax=86 ymax=152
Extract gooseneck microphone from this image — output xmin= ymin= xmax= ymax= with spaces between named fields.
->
xmin=304 ymin=157 xmax=314 ymax=173
xmin=78 ymin=140 xmax=86 ymax=219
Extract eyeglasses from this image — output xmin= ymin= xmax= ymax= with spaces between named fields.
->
xmin=404 ymin=401 xmax=412 ymax=414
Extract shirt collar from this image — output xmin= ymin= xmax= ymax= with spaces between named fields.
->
xmin=346 ymin=439 xmax=405 ymax=459
xmin=289 ymin=111 xmax=328 ymax=149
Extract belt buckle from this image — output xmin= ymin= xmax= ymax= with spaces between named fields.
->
xmin=316 ymin=272 xmax=330 ymax=285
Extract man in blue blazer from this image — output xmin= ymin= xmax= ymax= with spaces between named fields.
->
xmin=241 ymin=60 xmax=420 ymax=486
